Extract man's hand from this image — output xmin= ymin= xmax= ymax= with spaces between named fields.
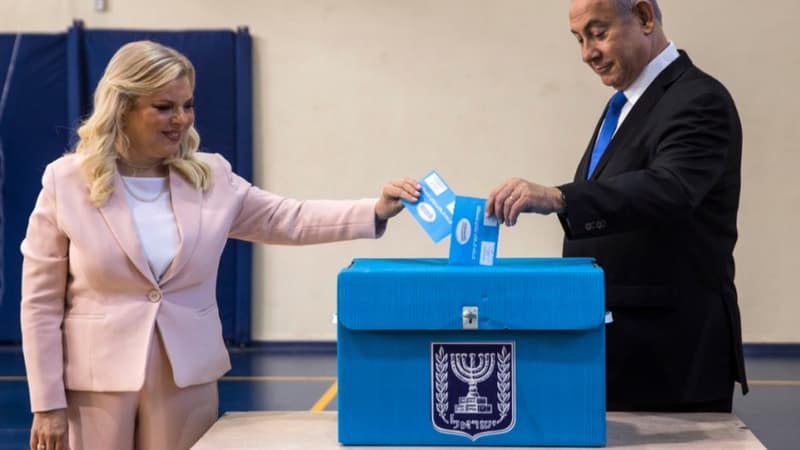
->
xmin=486 ymin=177 xmax=565 ymax=226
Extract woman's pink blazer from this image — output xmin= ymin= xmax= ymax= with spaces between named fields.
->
xmin=20 ymin=152 xmax=380 ymax=412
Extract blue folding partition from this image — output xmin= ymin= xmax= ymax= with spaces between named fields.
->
xmin=0 ymin=32 xmax=71 ymax=344
xmin=0 ymin=22 xmax=253 ymax=344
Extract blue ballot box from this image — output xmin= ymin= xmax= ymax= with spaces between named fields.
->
xmin=337 ymin=258 xmax=606 ymax=447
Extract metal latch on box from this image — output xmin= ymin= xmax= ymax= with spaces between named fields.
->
xmin=462 ymin=306 xmax=478 ymax=330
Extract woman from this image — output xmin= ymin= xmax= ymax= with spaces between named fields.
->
xmin=20 ymin=40 xmax=419 ymax=450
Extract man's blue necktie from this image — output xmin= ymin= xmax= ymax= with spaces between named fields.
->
xmin=587 ymin=91 xmax=627 ymax=178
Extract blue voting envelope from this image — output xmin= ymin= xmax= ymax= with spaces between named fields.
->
xmin=448 ymin=196 xmax=499 ymax=266
xmin=401 ymin=170 xmax=456 ymax=243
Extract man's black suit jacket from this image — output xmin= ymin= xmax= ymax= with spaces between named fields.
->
xmin=557 ymin=51 xmax=747 ymax=406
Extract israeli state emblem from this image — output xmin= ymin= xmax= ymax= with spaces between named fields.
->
xmin=431 ymin=342 xmax=515 ymax=440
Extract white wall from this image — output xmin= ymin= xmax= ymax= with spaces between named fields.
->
xmin=2 ymin=0 xmax=797 ymax=342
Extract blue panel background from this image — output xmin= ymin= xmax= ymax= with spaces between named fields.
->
xmin=0 ymin=33 xmax=70 ymax=344
xmin=0 ymin=25 xmax=252 ymax=344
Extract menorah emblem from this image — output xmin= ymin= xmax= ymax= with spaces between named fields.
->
xmin=431 ymin=342 xmax=515 ymax=440
xmin=451 ymin=352 xmax=496 ymax=414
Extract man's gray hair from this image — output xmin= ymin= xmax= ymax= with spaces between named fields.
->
xmin=615 ymin=0 xmax=662 ymax=23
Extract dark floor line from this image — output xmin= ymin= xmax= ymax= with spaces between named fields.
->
xmin=0 ymin=375 xmax=336 ymax=382
xmin=2 ymin=376 xmax=800 ymax=386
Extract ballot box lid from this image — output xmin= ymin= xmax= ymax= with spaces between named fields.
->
xmin=337 ymin=258 xmax=604 ymax=331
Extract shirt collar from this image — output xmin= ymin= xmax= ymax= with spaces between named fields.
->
xmin=623 ymin=42 xmax=680 ymax=106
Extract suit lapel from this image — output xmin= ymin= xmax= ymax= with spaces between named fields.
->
xmin=576 ymin=112 xmax=606 ymax=180
xmin=586 ymin=52 xmax=694 ymax=180
xmin=98 ymin=172 xmax=158 ymax=285
xmin=158 ymin=167 xmax=202 ymax=284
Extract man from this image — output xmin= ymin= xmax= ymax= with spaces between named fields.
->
xmin=486 ymin=0 xmax=746 ymax=412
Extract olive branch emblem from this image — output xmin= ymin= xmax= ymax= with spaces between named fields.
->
xmin=435 ymin=347 xmax=450 ymax=422
xmin=496 ymin=346 xmax=511 ymax=420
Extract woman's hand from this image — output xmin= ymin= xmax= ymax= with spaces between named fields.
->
xmin=374 ymin=178 xmax=421 ymax=221
xmin=30 ymin=409 xmax=70 ymax=450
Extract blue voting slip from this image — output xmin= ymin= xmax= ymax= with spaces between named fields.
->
xmin=448 ymin=196 xmax=499 ymax=266
xmin=401 ymin=170 xmax=456 ymax=243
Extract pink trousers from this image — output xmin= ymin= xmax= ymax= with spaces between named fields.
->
xmin=66 ymin=329 xmax=218 ymax=450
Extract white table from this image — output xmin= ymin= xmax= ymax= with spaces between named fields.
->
xmin=192 ymin=411 xmax=765 ymax=449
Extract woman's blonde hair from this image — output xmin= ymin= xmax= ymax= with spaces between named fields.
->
xmin=74 ymin=40 xmax=212 ymax=206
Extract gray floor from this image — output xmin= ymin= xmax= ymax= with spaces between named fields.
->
xmin=732 ymin=351 xmax=800 ymax=449
xmin=1 ymin=346 xmax=798 ymax=449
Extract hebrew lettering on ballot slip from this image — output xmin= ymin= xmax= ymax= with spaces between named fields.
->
xmin=402 ymin=171 xmax=499 ymax=266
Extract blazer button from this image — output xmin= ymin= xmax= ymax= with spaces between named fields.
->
xmin=147 ymin=290 xmax=162 ymax=303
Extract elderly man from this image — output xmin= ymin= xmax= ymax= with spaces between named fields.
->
xmin=486 ymin=0 xmax=746 ymax=412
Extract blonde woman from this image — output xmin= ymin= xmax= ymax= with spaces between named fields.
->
xmin=20 ymin=40 xmax=419 ymax=450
